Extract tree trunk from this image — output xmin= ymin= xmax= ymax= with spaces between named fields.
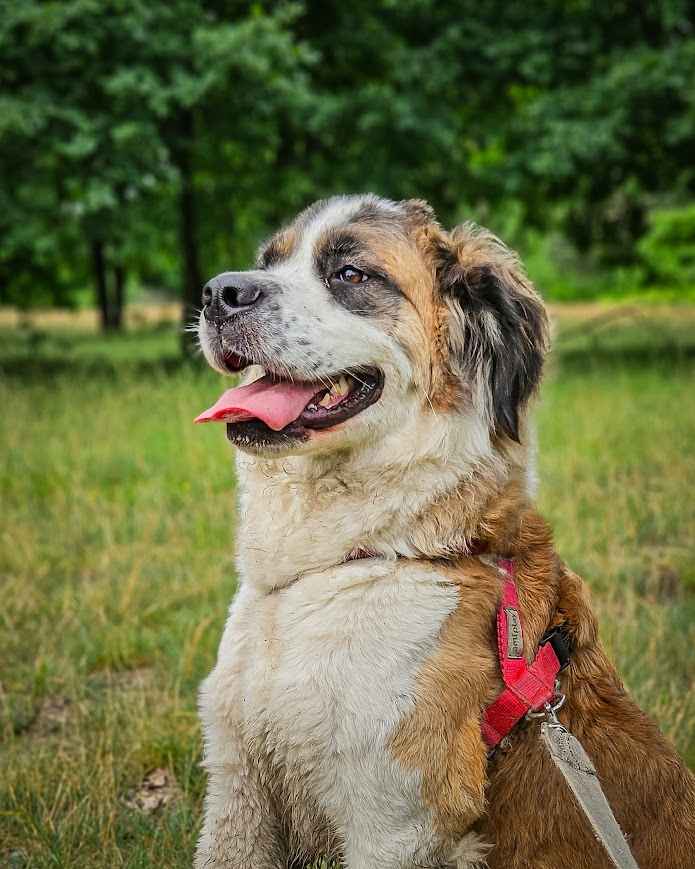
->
xmin=112 ymin=263 xmax=126 ymax=330
xmin=175 ymin=109 xmax=203 ymax=356
xmin=91 ymin=239 xmax=112 ymax=332
xmin=90 ymin=240 xmax=126 ymax=332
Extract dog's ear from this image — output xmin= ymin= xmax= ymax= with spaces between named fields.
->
xmin=438 ymin=223 xmax=549 ymax=442
xmin=400 ymin=199 xmax=438 ymax=225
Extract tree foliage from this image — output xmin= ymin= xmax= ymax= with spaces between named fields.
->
xmin=1 ymin=0 xmax=693 ymax=340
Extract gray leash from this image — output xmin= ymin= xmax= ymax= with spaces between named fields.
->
xmin=534 ymin=695 xmax=640 ymax=869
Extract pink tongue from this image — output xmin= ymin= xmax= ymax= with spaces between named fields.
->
xmin=195 ymin=375 xmax=320 ymax=431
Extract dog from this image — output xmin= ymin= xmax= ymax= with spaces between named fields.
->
xmin=194 ymin=195 xmax=695 ymax=868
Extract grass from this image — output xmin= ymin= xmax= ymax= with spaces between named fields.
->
xmin=1 ymin=304 xmax=694 ymax=867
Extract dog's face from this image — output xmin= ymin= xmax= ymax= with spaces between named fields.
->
xmin=197 ymin=195 xmax=548 ymax=459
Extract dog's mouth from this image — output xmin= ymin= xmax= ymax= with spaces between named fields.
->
xmin=195 ymin=352 xmax=383 ymax=444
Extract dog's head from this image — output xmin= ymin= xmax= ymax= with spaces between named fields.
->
xmin=197 ymin=195 xmax=548 ymax=459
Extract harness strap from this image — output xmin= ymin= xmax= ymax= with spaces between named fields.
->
xmin=484 ymin=561 xmax=639 ymax=867
xmin=481 ymin=559 xmax=563 ymax=749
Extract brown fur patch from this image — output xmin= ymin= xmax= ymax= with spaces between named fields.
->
xmin=478 ymin=576 xmax=695 ymax=868
xmin=392 ymin=479 xmax=695 ymax=866
xmin=390 ymin=485 xmax=560 ymax=838
xmin=424 ymin=221 xmax=549 ymax=432
xmin=363 ymin=226 xmax=463 ymax=410
xmin=370 ymin=214 xmax=549 ymax=418
xmin=390 ymin=558 xmax=499 ymax=841
xmin=258 ymin=228 xmax=298 ymax=268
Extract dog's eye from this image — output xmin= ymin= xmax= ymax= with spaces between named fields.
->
xmin=335 ymin=266 xmax=368 ymax=284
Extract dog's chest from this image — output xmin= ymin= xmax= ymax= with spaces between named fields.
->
xmin=212 ymin=560 xmax=460 ymax=851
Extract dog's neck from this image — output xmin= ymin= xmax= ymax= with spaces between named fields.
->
xmin=234 ymin=413 xmax=533 ymax=592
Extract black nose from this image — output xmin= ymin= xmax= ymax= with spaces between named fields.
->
xmin=202 ymin=272 xmax=264 ymax=323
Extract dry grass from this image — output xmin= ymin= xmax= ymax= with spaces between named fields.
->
xmin=0 ymin=303 xmax=181 ymax=331
xmin=0 ymin=304 xmax=693 ymax=867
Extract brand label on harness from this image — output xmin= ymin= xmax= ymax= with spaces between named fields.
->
xmin=505 ymin=607 xmax=523 ymax=658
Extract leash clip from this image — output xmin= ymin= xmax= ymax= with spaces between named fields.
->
xmin=526 ymin=679 xmax=566 ymax=724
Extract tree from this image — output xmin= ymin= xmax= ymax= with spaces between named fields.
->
xmin=453 ymin=0 xmax=695 ymax=262
xmin=0 ymin=0 xmax=314 ymax=343
xmin=0 ymin=1 xmax=178 ymax=328
xmin=159 ymin=2 xmax=316 ymax=349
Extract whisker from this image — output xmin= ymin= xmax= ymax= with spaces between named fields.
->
xmin=277 ymin=357 xmax=295 ymax=384
xmin=311 ymin=372 xmax=327 ymax=389
xmin=348 ymin=370 xmax=370 ymax=389
xmin=423 ymin=388 xmax=439 ymax=419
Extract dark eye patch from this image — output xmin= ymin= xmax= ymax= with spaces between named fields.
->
xmin=314 ymin=230 xmax=363 ymax=277
xmin=314 ymin=228 xmax=403 ymax=319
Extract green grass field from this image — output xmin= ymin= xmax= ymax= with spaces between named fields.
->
xmin=1 ymin=305 xmax=694 ymax=867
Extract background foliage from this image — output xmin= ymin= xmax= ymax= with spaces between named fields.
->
xmin=2 ymin=0 xmax=694 ymax=342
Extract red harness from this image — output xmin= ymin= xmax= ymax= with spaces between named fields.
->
xmin=482 ymin=558 xmax=568 ymax=750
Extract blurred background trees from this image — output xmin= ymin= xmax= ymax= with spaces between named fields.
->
xmin=1 ymin=0 xmax=694 ymax=347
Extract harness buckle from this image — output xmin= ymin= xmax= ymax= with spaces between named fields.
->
xmin=539 ymin=624 xmax=572 ymax=671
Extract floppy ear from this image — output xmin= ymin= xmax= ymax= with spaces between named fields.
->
xmin=438 ymin=223 xmax=549 ymax=442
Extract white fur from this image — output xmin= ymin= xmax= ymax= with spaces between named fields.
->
xmin=196 ymin=433 xmax=503 ymax=866
xmin=196 ymin=403 xmax=504 ymax=866
xmin=199 ymin=560 xmax=465 ymax=867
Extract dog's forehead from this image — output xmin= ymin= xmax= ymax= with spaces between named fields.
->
xmin=259 ymin=195 xmax=408 ymax=271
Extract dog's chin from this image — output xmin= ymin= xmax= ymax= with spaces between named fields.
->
xmin=225 ymin=418 xmax=311 ymax=457
xmin=226 ymin=412 xmax=378 ymax=459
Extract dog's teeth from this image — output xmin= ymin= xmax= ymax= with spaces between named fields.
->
xmin=312 ymin=377 xmax=351 ymax=411
xmin=329 ymin=376 xmax=351 ymax=398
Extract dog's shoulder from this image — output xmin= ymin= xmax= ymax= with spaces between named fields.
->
xmin=390 ymin=557 xmax=501 ymax=841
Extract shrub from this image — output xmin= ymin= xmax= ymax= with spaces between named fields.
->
xmin=638 ymin=204 xmax=695 ymax=286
